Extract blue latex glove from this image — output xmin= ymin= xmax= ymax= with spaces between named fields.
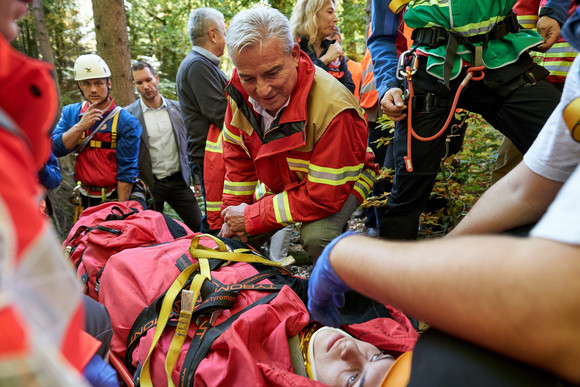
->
xmin=308 ymin=231 xmax=358 ymax=327
xmin=83 ymin=355 xmax=120 ymax=387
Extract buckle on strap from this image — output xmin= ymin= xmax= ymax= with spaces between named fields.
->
xmin=411 ymin=28 xmax=448 ymax=49
xmin=411 ymin=11 xmax=521 ymax=50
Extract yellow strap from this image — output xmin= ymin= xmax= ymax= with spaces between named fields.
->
xmin=563 ymin=96 xmax=580 ymax=142
xmin=164 ymin=272 xmax=208 ymax=386
xmin=189 ymin=246 xmax=286 ymax=267
xmin=140 ymin=233 xmax=293 ymax=386
xmin=389 ymin=0 xmax=410 ymax=14
xmin=188 ymin=233 xmax=292 ymax=268
xmin=111 ymin=111 xmax=118 ymax=148
xmin=138 ymin=262 xmax=200 ymax=387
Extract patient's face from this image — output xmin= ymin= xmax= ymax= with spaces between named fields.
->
xmin=313 ymin=328 xmax=395 ymax=386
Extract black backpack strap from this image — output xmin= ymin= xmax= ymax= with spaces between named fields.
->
xmin=104 ymin=205 xmax=140 ymax=221
xmin=124 ymin=263 xmax=286 ymax=369
xmin=162 ymin=214 xmax=189 ymax=239
xmin=178 ymin=292 xmax=279 ymax=387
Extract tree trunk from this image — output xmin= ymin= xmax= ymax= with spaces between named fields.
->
xmin=91 ymin=0 xmax=135 ymax=107
xmin=32 ymin=0 xmax=61 ymax=104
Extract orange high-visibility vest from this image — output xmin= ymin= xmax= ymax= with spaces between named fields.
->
xmin=347 ymin=59 xmax=363 ymax=100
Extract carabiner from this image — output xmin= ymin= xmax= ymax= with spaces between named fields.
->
xmin=396 ymin=49 xmax=419 ymax=80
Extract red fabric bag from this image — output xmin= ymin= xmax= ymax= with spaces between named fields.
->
xmin=63 ymin=201 xmax=193 ymax=300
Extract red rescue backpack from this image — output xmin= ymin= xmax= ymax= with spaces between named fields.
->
xmin=63 ymin=201 xmax=194 ymax=301
xmin=98 ymin=234 xmax=417 ymax=387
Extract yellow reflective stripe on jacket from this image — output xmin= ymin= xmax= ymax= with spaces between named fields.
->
xmin=223 ymin=180 xmax=258 ymax=196
xmin=287 ymin=157 xmax=309 ymax=173
xmin=353 ymin=168 xmax=376 ymax=199
xmin=308 ymin=163 xmax=364 ymax=186
xmin=530 ymin=43 xmax=579 ymax=77
xmin=205 ymin=131 xmax=223 ymax=154
xmin=516 ymin=14 xmax=538 ymax=29
xmin=273 ymin=191 xmax=293 ymax=225
xmin=541 ymin=59 xmax=577 ymax=73
xmin=416 ymin=0 xmax=448 ymax=6
xmin=205 ymin=200 xmax=222 ymax=213
xmin=453 ymin=15 xmax=506 ymax=37
xmin=223 ymin=127 xmax=250 ymax=156
xmin=223 ymin=127 xmax=243 ymax=147
xmin=253 ymin=182 xmax=269 ymax=201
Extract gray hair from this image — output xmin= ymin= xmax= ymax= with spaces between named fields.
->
xmin=226 ymin=7 xmax=294 ymax=64
xmin=187 ymin=7 xmax=224 ymax=47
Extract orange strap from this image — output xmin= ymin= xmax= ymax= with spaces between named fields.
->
xmin=404 ymin=66 xmax=485 ymax=172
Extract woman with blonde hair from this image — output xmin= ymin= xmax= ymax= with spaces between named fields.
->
xmin=290 ymin=0 xmax=355 ymax=93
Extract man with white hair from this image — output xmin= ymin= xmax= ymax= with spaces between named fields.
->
xmin=219 ymin=7 xmax=377 ymax=262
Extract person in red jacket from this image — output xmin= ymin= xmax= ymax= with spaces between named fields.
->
xmin=0 ymin=1 xmax=116 ymax=385
xmin=218 ymin=7 xmax=377 ymax=262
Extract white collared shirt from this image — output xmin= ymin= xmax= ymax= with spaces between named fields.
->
xmin=192 ymin=46 xmax=221 ymax=66
xmin=249 ymin=97 xmax=291 ymax=134
xmin=140 ymin=97 xmax=180 ymax=179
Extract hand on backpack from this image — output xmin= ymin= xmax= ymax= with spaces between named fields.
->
xmin=307 ymin=231 xmax=357 ymax=327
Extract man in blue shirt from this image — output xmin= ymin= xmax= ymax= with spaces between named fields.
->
xmin=52 ymin=54 xmax=142 ymax=209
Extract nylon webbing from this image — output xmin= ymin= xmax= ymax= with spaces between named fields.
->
xmin=138 ymin=263 xmax=200 ymax=387
xmin=76 ymin=106 xmax=121 ymax=153
xmin=135 ymin=234 xmax=291 ymax=387
xmin=178 ymin=292 xmax=278 ymax=387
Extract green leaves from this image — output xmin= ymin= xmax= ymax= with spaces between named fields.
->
xmin=365 ymin=110 xmax=502 ymax=238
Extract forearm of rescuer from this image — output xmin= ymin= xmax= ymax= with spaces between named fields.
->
xmin=449 ymin=162 xmax=563 ymax=236
xmin=116 ymin=181 xmax=132 ymax=202
xmin=328 ymin=234 xmax=580 ymax=383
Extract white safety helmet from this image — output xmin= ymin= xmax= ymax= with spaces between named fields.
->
xmin=74 ymin=54 xmax=111 ymax=81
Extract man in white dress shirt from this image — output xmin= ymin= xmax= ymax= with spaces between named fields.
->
xmin=125 ymin=61 xmax=201 ymax=231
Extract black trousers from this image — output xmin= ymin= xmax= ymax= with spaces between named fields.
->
xmin=408 ymin=329 xmax=573 ymax=386
xmin=380 ymin=55 xmax=561 ymax=240
xmin=366 ymin=120 xmax=394 ymax=231
xmin=152 ymin=172 xmax=202 ymax=232
xmin=80 ymin=183 xmax=147 ymax=211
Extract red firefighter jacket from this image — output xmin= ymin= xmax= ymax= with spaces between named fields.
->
xmin=0 ymin=34 xmax=96 ymax=384
xmin=204 ymin=123 xmax=226 ymax=229
xmin=222 ymin=51 xmax=377 ymax=235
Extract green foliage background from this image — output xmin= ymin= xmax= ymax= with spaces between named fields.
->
xmin=13 ymin=0 xmax=369 ymax=105
xmin=366 ymin=112 xmax=503 ymax=238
